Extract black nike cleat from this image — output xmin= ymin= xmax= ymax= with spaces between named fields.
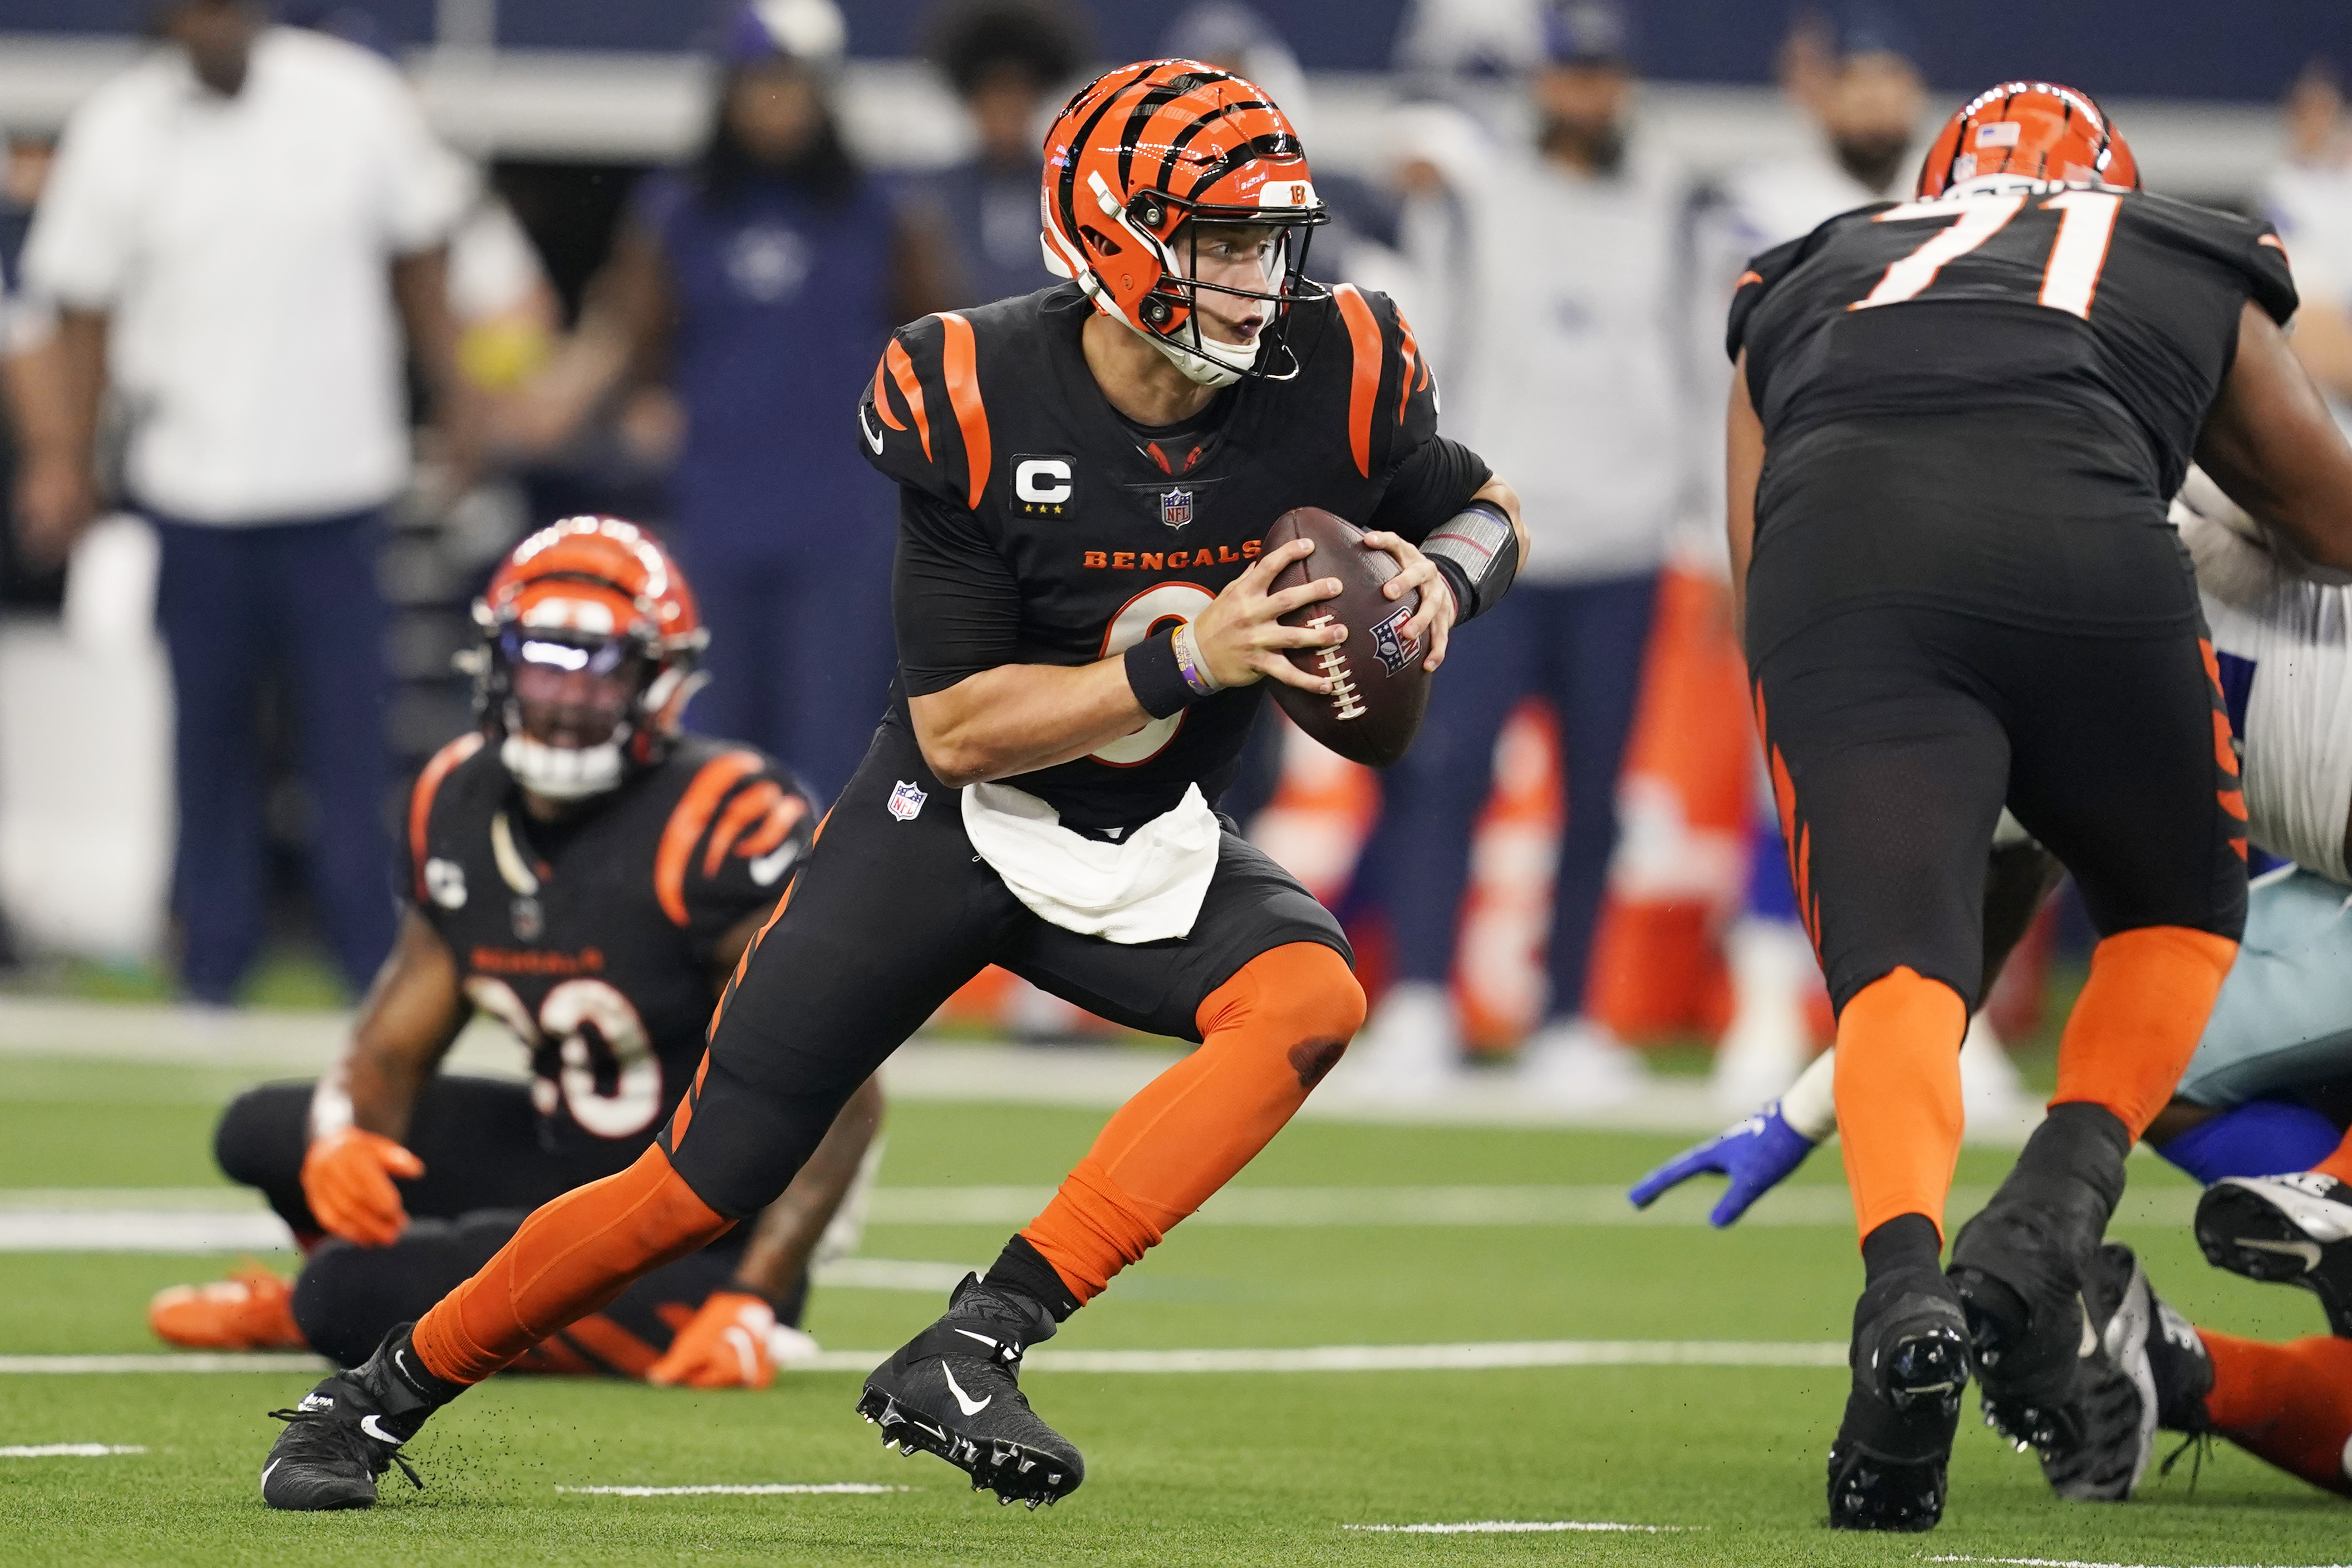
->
xmin=2196 ymin=1172 xmax=2352 ymax=1335
xmin=261 ymin=1323 xmax=458 ymax=1511
xmin=1826 ymin=1273 xmax=1972 ymax=1532
xmin=2052 ymin=1242 xmax=2166 ymax=1500
xmin=1949 ymin=1201 xmax=2142 ymax=1500
xmin=856 ymin=1273 xmax=1082 ymax=1508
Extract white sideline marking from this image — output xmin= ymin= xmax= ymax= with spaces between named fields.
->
xmin=812 ymin=1257 xmax=971 ymax=1292
xmin=1927 ymin=1560 xmax=2352 ymax=1568
xmin=0 ymin=1341 xmax=1845 ymax=1376
xmin=0 ymin=1443 xmax=147 ymax=1457
xmin=1346 ymin=1520 xmax=1688 ymax=1533
xmin=0 ymin=1354 xmax=326 ymax=1374
xmin=556 ymin=1483 xmax=906 ymax=1497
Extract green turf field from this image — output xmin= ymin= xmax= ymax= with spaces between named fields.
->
xmin=1 ymin=1050 xmax=2344 ymax=1566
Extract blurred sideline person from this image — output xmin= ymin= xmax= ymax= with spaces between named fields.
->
xmin=2265 ymin=61 xmax=2352 ymax=409
xmin=1638 ymin=480 xmax=2352 ymax=1501
xmin=1348 ymin=1 xmax=1687 ymax=1105
xmin=16 ymin=0 xmax=475 ymax=1001
xmin=1720 ymin=83 xmax=2352 ymax=1528
xmin=154 ymin=518 xmax=883 ymax=1388
xmin=252 ymin=58 xmax=1527 ymax=1515
xmin=923 ymin=0 xmax=1088 ymax=310
xmin=495 ymin=0 xmax=952 ymax=805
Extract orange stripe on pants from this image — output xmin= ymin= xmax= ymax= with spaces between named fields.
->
xmin=1020 ymin=943 xmax=1366 ymax=1302
xmin=2052 ymin=926 xmax=2237 ymax=1139
xmin=1834 ymin=966 xmax=1968 ymax=1242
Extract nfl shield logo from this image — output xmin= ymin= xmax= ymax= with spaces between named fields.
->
xmin=1369 ymin=602 xmax=1420 ymax=676
xmin=1160 ymin=488 xmax=1194 ymax=530
xmin=888 ymin=780 xmax=927 ymax=822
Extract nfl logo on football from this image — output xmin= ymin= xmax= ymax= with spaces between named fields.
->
xmin=888 ymin=780 xmax=927 ymax=822
xmin=1160 ymin=488 xmax=1193 ymax=530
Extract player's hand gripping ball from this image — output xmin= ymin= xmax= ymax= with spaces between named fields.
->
xmin=299 ymin=1128 xmax=425 ymax=1248
xmin=1263 ymin=508 xmax=1436 ymax=767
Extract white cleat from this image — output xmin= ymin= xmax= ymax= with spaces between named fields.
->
xmin=1518 ymin=1017 xmax=1648 ymax=1110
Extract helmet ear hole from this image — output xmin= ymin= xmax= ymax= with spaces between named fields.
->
xmin=1080 ymin=224 xmax=1125 ymax=257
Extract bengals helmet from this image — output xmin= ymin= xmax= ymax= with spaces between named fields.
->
xmin=1041 ymin=58 xmax=1330 ymax=387
xmin=1917 ymin=81 xmax=2139 ymax=198
xmin=469 ymin=517 xmax=708 ymax=800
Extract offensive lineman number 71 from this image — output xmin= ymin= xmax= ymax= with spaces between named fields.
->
xmin=1853 ymin=190 xmax=2121 ymax=318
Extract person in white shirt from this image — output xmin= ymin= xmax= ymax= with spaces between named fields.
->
xmin=15 ymin=0 xmax=471 ymax=1004
xmin=2263 ymin=60 xmax=2352 ymax=410
xmin=1348 ymin=0 xmax=1691 ymax=1104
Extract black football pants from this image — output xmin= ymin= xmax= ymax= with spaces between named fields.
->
xmin=1749 ymin=604 xmax=2247 ymax=1015
xmin=661 ymin=715 xmax=1350 ymax=1218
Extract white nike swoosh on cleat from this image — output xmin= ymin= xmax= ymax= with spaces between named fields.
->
xmin=261 ymin=1458 xmax=282 ymax=1493
xmin=359 ymin=1415 xmax=401 ymax=1446
xmin=2077 ymin=1296 xmax=2098 ymax=1358
xmin=953 ymin=1329 xmax=1000 ymax=1350
xmin=2241 ymin=1237 xmax=2325 ymax=1270
xmin=941 ymin=1364 xmax=992 ymax=1417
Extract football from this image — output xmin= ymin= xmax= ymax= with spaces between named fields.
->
xmin=1261 ymin=507 xmax=1432 ymax=768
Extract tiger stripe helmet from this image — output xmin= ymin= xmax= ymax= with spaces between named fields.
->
xmin=1042 ymin=58 xmax=1330 ymax=386
xmin=1917 ymin=81 xmax=2138 ymax=198
xmin=471 ymin=517 xmax=709 ymax=797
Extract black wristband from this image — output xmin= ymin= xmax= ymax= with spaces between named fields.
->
xmin=1124 ymin=628 xmax=1197 ymax=720
xmin=1429 ymin=557 xmax=1473 ymax=623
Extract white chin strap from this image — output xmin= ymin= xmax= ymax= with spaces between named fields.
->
xmin=1138 ymin=315 xmax=1262 ymax=387
xmin=503 ymin=733 xmax=627 ymax=800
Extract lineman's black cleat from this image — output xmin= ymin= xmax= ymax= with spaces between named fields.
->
xmin=2196 ymin=1172 xmax=2352 ymax=1335
xmin=262 ymin=1323 xmax=459 ymax=1510
xmin=1827 ymin=1265 xmax=1972 ymax=1532
xmin=2047 ymin=1241 xmax=2166 ymax=1500
xmin=857 ymin=1273 xmax=1083 ymax=1508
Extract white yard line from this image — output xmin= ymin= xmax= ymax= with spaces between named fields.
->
xmin=0 ymin=1443 xmax=146 ymax=1456
xmin=555 ymin=1483 xmax=906 ymax=1496
xmin=1345 ymin=1520 xmax=1690 ymax=1533
xmin=0 ymin=1340 xmax=1846 ymax=1375
xmin=1925 ymin=1559 xmax=2352 ymax=1568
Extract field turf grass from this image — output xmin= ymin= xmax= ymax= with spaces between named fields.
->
xmin=1 ymin=1051 xmax=2345 ymax=1566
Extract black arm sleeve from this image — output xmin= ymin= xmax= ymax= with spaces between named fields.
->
xmin=892 ymin=489 xmax=1023 ymax=697
xmin=1367 ymin=435 xmax=1494 ymax=543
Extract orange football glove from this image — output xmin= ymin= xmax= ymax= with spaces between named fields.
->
xmin=299 ymin=1128 xmax=424 ymax=1247
xmin=645 ymin=1291 xmax=776 ymax=1389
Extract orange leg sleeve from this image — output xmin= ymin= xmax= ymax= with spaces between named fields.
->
xmin=411 ymin=1144 xmax=734 ymax=1387
xmin=2203 ymin=1331 xmax=2352 ymax=1498
xmin=1019 ymin=943 xmax=1365 ymax=1304
xmin=1833 ymin=967 xmax=1968 ymax=1243
xmin=2314 ymin=1124 xmax=2352 ymax=1187
xmin=2051 ymin=926 xmax=2237 ymax=1139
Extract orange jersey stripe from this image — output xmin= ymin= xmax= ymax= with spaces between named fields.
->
xmin=871 ymin=354 xmax=906 ymax=431
xmin=731 ymin=793 xmax=808 ymax=862
xmin=655 ymin=751 xmax=765 ymax=927
xmin=1735 ymin=269 xmax=1763 ymax=288
xmin=939 ymin=312 xmax=992 ymax=510
xmin=885 ymin=339 xmax=931 ymax=461
xmin=408 ymin=733 xmax=485 ymax=902
xmin=701 ymin=779 xmax=789 ymax=878
xmin=1333 ymin=283 xmax=1382 ymax=479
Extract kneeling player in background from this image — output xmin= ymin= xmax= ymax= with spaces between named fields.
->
xmin=153 ymin=517 xmax=882 ymax=1388
xmin=1638 ymin=483 xmax=2352 ymax=1501
xmin=1720 ymin=83 xmax=2352 ymax=1529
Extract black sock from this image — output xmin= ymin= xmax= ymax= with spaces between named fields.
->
xmin=984 ymin=1235 xmax=1082 ymax=1323
xmin=1997 ymin=1102 xmax=2130 ymax=1225
xmin=1862 ymin=1213 xmax=1943 ymax=1287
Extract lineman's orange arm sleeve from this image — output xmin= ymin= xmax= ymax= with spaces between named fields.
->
xmin=301 ymin=1128 xmax=425 ymax=1248
xmin=645 ymin=1291 xmax=775 ymax=1389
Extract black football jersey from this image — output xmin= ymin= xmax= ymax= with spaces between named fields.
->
xmin=1726 ymin=183 xmax=2299 ymax=653
xmin=399 ymin=733 xmax=814 ymax=1156
xmin=858 ymin=281 xmax=1486 ymax=833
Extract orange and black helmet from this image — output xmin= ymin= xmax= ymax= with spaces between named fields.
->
xmin=1041 ymin=58 xmax=1329 ymax=386
xmin=470 ymin=517 xmax=709 ymax=794
xmin=1917 ymin=81 xmax=2138 ymax=198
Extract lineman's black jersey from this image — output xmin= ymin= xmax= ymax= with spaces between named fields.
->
xmin=399 ymin=733 xmax=815 ymax=1157
xmin=1726 ymin=183 xmax=2298 ymax=654
xmin=859 ymin=282 xmax=1490 ymax=833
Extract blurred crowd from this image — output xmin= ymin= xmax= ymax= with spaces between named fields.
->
xmin=4 ymin=0 xmax=2351 ymax=1114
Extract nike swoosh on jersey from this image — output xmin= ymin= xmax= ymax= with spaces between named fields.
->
xmin=749 ymin=842 xmax=801 ymax=887
xmin=858 ymin=401 xmax=886 ymax=455
xmin=941 ymin=1364 xmax=991 ymax=1417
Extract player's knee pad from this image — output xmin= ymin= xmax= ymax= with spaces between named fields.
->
xmin=212 ymin=1083 xmax=307 ymax=1189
